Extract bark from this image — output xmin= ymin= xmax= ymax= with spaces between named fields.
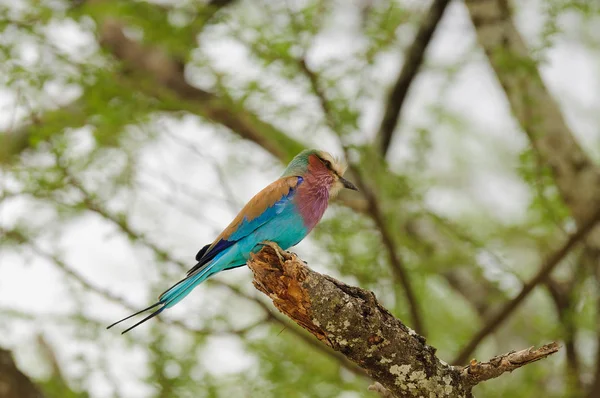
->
xmin=248 ymin=244 xmax=559 ymax=398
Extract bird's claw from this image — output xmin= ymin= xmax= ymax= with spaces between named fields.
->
xmin=259 ymin=241 xmax=286 ymax=264
xmin=259 ymin=240 xmax=289 ymax=264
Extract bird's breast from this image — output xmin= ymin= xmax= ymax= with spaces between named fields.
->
xmin=294 ymin=185 xmax=329 ymax=231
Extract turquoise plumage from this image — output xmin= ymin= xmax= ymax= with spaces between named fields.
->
xmin=108 ymin=149 xmax=357 ymax=333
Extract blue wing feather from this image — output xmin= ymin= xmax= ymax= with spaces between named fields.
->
xmin=229 ymin=194 xmax=290 ymax=241
xmin=187 ymin=176 xmax=302 ymax=276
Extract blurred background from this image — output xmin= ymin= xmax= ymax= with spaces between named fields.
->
xmin=1 ymin=0 xmax=599 ymax=397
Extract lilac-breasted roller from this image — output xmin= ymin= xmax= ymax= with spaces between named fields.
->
xmin=108 ymin=149 xmax=358 ymax=333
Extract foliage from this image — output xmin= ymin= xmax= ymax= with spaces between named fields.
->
xmin=1 ymin=0 xmax=600 ymax=397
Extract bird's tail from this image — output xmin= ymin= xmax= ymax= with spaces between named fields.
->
xmin=107 ymin=263 xmax=216 ymax=334
xmin=158 ymin=264 xmax=215 ymax=306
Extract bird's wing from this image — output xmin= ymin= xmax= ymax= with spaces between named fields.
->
xmin=187 ymin=176 xmax=302 ymax=276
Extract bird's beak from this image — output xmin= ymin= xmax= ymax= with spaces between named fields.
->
xmin=340 ymin=177 xmax=359 ymax=191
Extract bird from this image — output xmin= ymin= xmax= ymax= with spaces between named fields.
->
xmin=107 ymin=149 xmax=358 ymax=333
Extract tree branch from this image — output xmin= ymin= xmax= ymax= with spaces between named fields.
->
xmin=376 ymin=0 xmax=451 ymax=157
xmin=0 ymin=347 xmax=46 ymax=398
xmin=442 ymin=267 xmax=498 ymax=319
xmin=545 ymin=277 xmax=582 ymax=392
xmin=247 ymin=243 xmax=559 ymax=397
xmin=368 ymin=382 xmax=395 ymax=398
xmin=98 ymin=18 xmax=304 ymax=163
xmin=0 ymin=102 xmax=87 ymax=164
xmin=453 ymin=205 xmax=600 ymax=365
xmin=461 ymin=342 xmax=560 ymax=386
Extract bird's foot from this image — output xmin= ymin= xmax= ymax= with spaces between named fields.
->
xmin=259 ymin=241 xmax=286 ymax=264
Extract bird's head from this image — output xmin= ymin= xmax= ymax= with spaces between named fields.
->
xmin=282 ymin=149 xmax=358 ymax=197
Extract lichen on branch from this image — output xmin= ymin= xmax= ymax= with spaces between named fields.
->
xmin=248 ymin=243 xmax=559 ymax=398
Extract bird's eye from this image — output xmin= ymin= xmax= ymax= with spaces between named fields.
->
xmin=322 ymin=159 xmax=332 ymax=168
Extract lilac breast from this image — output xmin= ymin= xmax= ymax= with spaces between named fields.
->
xmin=295 ymin=183 xmax=330 ymax=231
